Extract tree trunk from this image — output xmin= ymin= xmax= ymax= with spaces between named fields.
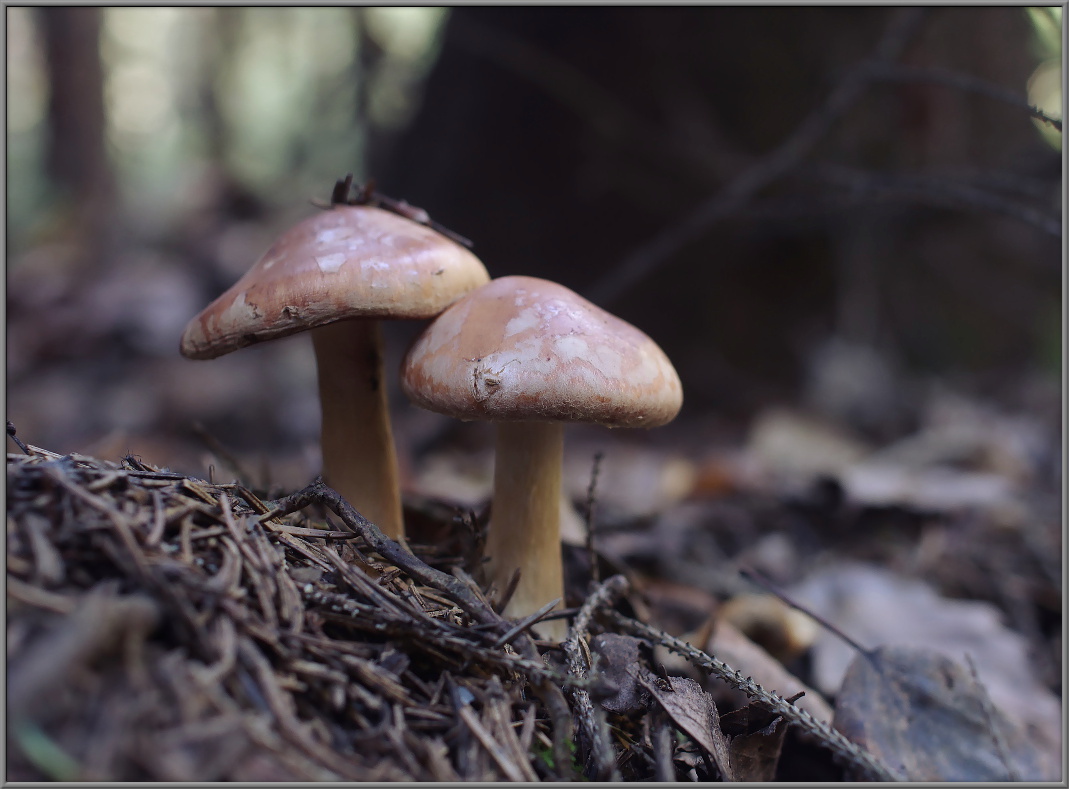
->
xmin=36 ymin=6 xmax=116 ymax=271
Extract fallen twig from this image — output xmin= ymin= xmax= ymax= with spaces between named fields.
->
xmin=562 ymin=575 xmax=629 ymax=780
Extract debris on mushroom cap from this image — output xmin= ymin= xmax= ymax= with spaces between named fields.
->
xmin=180 ymin=206 xmax=489 ymax=360
xmin=401 ymin=276 xmax=683 ymax=427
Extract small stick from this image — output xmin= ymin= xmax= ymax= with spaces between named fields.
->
xmin=262 ymin=523 xmax=365 ymax=540
xmin=190 ymin=422 xmax=256 ymax=486
xmin=651 ymin=709 xmax=676 ymax=781
xmin=492 ymin=598 xmax=563 ymax=648
xmin=562 ymin=575 xmax=629 ymax=781
xmin=583 ymin=451 xmax=605 ymax=584
xmin=494 ymin=568 xmax=522 ymax=614
xmin=331 ymin=173 xmax=354 ymax=206
xmin=7 ymin=421 xmax=30 ymax=454
xmin=317 ymin=173 xmax=475 ymax=248
xmin=212 ymin=483 xmax=272 ymax=515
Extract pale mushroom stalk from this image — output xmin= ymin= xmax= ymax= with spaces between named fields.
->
xmin=487 ymin=422 xmax=565 ymax=639
xmin=311 ymin=319 xmax=403 ymax=541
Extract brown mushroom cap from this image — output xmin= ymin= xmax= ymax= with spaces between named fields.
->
xmin=401 ymin=276 xmax=683 ymax=427
xmin=181 ymin=205 xmax=490 ymax=360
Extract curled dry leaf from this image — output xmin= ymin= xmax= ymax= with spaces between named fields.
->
xmin=722 ymin=710 xmax=788 ymax=782
xmin=639 ymin=674 xmax=734 ymax=781
xmin=641 ymin=672 xmax=791 ymax=782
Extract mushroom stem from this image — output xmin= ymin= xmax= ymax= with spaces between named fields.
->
xmin=311 ymin=320 xmax=404 ymax=541
xmin=488 ymin=421 xmax=566 ymax=641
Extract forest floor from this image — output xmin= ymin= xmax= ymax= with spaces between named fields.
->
xmin=5 ymin=371 xmax=1062 ymax=782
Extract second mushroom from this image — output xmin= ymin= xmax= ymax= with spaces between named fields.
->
xmin=401 ymin=276 xmax=683 ymax=640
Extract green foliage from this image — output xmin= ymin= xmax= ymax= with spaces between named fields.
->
xmin=1024 ymin=7 xmax=1062 ymax=61
xmin=532 ymin=737 xmax=587 ymax=779
xmin=1023 ymin=8 xmax=1062 ymax=151
xmin=6 ymin=8 xmax=451 ymax=250
xmin=12 ymin=723 xmax=82 ymax=782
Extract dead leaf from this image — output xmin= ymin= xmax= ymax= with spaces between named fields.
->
xmin=789 ymin=562 xmax=1062 ymax=754
xmin=718 ymin=699 xmax=779 ymax=735
xmin=589 ymin=633 xmax=650 ymax=715
xmin=747 ymin=408 xmax=871 ymax=480
xmin=840 ymin=462 xmax=1014 ymax=511
xmin=723 ymin=710 xmax=787 ymax=782
xmin=640 ymin=674 xmax=734 ymax=781
xmin=834 ymin=645 xmax=1061 ymax=781
xmin=872 ymin=386 xmax=1049 ymax=484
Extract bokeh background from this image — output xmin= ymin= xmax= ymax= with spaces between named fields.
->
xmin=6 ymin=6 xmax=1062 ymax=491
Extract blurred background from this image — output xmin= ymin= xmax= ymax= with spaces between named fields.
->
xmin=6 ymin=7 xmax=1062 ymax=493
xmin=7 ymin=13 xmax=1065 ymax=774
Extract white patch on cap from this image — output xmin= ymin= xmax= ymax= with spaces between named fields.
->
xmin=541 ymin=300 xmax=565 ymax=318
xmin=555 ymin=335 xmax=590 ymax=362
xmin=316 ymin=253 xmax=347 ymax=273
xmin=504 ymin=309 xmax=539 ymax=337
xmin=316 ymin=227 xmax=350 ymax=245
xmin=627 ymin=347 xmax=664 ymax=385
xmin=591 ymin=344 xmax=624 ymax=378
xmin=218 ymin=290 xmax=260 ymax=329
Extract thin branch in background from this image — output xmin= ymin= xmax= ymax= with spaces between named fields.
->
xmin=812 ymin=163 xmax=1062 ymax=237
xmin=729 ymin=177 xmax=1062 ymax=269
xmin=946 ymin=166 xmax=1059 ymax=203
xmin=450 ymin=15 xmax=647 ymax=146
xmin=585 ymin=8 xmax=929 ymax=306
xmin=450 ymin=16 xmax=754 ymax=189
xmin=739 ymin=567 xmax=873 ymax=657
xmin=866 ymin=61 xmax=1063 ymax=132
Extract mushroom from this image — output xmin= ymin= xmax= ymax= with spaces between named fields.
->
xmin=401 ymin=276 xmax=682 ymax=639
xmin=181 ymin=205 xmax=489 ymax=541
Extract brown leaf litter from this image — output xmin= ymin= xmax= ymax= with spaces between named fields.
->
xmin=5 ymin=440 xmax=1014 ymax=782
xmin=7 ymin=447 xmax=572 ymax=781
